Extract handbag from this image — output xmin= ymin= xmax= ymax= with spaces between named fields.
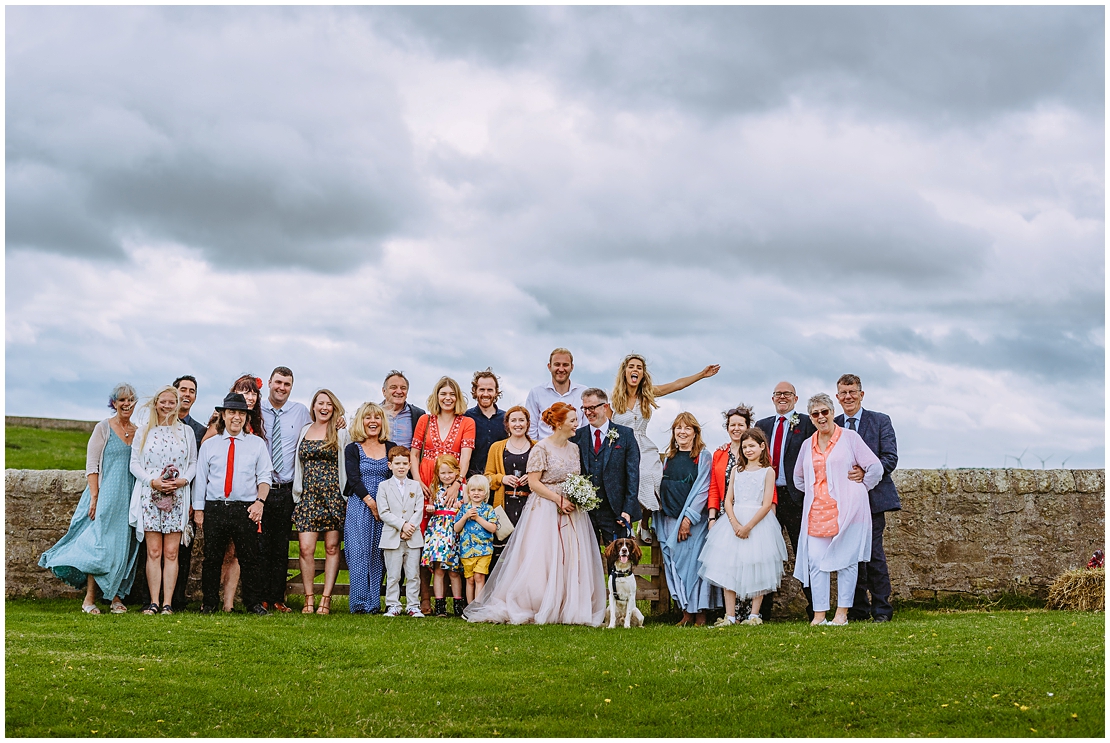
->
xmin=181 ymin=520 xmax=195 ymax=548
xmin=493 ymin=505 xmax=514 ymax=541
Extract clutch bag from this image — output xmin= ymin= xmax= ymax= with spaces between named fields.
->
xmin=493 ymin=505 xmax=514 ymax=541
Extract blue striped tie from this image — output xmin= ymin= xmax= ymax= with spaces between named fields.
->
xmin=271 ymin=408 xmax=283 ymax=477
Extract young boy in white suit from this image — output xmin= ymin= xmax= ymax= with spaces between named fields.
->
xmin=378 ymin=446 xmax=426 ymax=617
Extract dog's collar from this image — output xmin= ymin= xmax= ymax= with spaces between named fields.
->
xmin=610 ymin=563 xmax=635 ymax=578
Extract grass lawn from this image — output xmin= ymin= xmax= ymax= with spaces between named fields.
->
xmin=5 ymin=426 xmax=91 ymax=470
xmin=5 ymin=600 xmax=1103 ymax=737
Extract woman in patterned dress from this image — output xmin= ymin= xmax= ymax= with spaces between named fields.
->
xmin=464 ymin=402 xmax=606 ymax=626
xmin=342 ymin=402 xmax=396 ymax=614
xmin=128 ymin=386 xmax=197 ymax=615
xmin=609 ymin=354 xmax=720 ymax=544
xmin=38 ymin=384 xmax=141 ymax=614
xmin=293 ymin=389 xmax=350 ymax=615
xmin=409 ymin=376 xmax=475 ymax=612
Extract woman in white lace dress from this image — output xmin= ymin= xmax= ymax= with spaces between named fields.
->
xmin=609 ymin=354 xmax=719 ymax=543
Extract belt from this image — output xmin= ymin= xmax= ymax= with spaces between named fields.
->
xmin=206 ymin=499 xmax=250 ymax=507
xmin=433 ymin=509 xmax=457 ymax=517
xmin=271 ymin=481 xmax=293 ymax=489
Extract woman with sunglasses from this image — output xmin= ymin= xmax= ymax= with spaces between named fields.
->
xmin=791 ymin=393 xmax=883 ymax=626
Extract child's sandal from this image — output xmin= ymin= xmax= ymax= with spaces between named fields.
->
xmin=302 ymin=594 xmax=315 ymax=614
xmin=317 ymin=595 xmax=331 ymax=615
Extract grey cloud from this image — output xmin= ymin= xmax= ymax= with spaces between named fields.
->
xmin=6 ymin=6 xmax=424 ymax=270
xmin=371 ymin=6 xmax=1104 ymax=123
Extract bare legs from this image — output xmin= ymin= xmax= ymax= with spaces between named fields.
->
xmin=144 ymin=532 xmax=182 ymax=607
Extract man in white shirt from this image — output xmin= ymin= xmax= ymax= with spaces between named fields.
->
xmin=524 ymin=348 xmax=586 ymax=440
xmin=194 ymin=393 xmax=274 ymax=616
xmin=258 ymin=366 xmax=312 ymax=613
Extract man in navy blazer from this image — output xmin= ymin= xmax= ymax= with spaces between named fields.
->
xmin=755 ymin=381 xmax=817 ymax=619
xmin=572 ymin=388 xmax=641 ymax=546
xmin=835 ymin=373 xmax=900 ymax=623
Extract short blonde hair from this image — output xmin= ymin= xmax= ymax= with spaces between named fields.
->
xmin=466 ymin=474 xmax=491 ymax=496
xmin=350 ymin=402 xmax=390 ymax=444
xmin=549 ymin=347 xmax=573 ymax=363
xmin=427 ymin=376 xmax=467 ymax=415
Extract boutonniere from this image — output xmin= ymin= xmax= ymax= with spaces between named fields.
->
xmin=788 ymin=413 xmax=800 ymax=428
xmin=605 ymin=428 xmax=620 ymax=444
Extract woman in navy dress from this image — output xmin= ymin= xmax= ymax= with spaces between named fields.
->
xmin=343 ymin=402 xmax=396 ymax=614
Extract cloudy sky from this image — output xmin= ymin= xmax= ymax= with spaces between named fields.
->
xmin=6 ymin=6 xmax=1104 ymax=468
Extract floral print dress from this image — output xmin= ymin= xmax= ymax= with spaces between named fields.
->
xmin=421 ymin=485 xmax=461 ymax=571
xmin=294 ymin=439 xmax=345 ymax=532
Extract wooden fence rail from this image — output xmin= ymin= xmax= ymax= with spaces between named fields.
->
xmin=284 ymin=531 xmax=671 ymax=613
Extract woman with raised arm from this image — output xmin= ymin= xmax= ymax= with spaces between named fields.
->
xmin=609 ymin=354 xmax=719 ymax=544
xmin=39 ymin=384 xmax=141 ymax=614
xmin=465 ymin=402 xmax=605 ymax=626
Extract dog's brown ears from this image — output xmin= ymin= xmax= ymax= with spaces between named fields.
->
xmin=603 ymin=540 xmax=618 ymax=564
xmin=630 ymin=540 xmax=643 ymax=564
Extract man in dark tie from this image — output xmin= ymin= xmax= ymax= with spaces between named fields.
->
xmin=755 ymin=381 xmax=816 ymax=619
xmin=835 ymin=373 xmax=900 ymax=623
xmin=572 ymin=388 xmax=641 ymax=546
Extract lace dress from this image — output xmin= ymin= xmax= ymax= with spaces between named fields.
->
xmin=610 ymin=404 xmax=661 ymax=511
xmin=464 ymin=437 xmax=605 ymax=625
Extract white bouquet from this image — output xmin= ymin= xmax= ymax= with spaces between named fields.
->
xmin=562 ymin=473 xmax=602 ymax=512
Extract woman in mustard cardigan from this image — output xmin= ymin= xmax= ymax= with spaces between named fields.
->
xmin=484 ymin=406 xmax=535 ymax=567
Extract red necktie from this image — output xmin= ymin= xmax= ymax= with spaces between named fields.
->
xmin=594 ymin=429 xmax=602 ymax=455
xmin=224 ymin=437 xmax=235 ymax=498
xmin=771 ymin=416 xmax=786 ymax=476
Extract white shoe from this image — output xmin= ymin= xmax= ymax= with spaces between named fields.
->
xmin=383 ymin=606 xmax=402 ymax=617
xmin=713 ymin=615 xmax=737 ymax=627
xmin=740 ymin=614 xmax=762 ymax=626
xmin=407 ymin=608 xmax=425 ymax=618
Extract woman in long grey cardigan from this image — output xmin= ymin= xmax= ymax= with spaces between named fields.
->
xmin=38 ymin=384 xmax=141 ymax=614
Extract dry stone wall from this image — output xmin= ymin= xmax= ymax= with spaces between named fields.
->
xmin=6 ymin=468 xmax=1104 ymax=611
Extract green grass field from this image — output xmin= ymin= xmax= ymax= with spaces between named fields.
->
xmin=5 ymin=426 xmax=91 ymax=470
xmin=5 ymin=599 xmax=1103 ymax=737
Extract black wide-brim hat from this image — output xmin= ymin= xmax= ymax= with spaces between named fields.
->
xmin=216 ymin=392 xmax=250 ymax=412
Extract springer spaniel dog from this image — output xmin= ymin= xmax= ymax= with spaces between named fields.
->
xmin=603 ymin=538 xmax=644 ymax=628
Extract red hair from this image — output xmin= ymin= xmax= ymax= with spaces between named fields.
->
xmin=541 ymin=402 xmax=575 ymax=430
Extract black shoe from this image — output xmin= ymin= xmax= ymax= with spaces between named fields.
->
xmin=847 ymin=611 xmax=871 ymax=622
xmin=872 ymin=615 xmax=891 ymax=623
xmin=453 ymin=597 xmax=468 ymax=617
xmin=434 ymin=598 xmax=448 ymax=617
xmin=248 ymin=604 xmax=270 ymax=616
xmin=200 ymin=605 xmax=218 ymax=615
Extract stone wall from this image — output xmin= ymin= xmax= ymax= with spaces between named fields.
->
xmin=6 ymin=416 xmax=98 ymax=433
xmin=6 ymin=468 xmax=1105 ymax=610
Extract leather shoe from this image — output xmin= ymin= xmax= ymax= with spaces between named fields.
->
xmin=872 ymin=615 xmax=891 ymax=623
xmin=271 ymin=602 xmax=293 ymax=613
xmin=200 ymin=605 xmax=218 ymax=615
xmin=248 ymin=604 xmax=270 ymax=616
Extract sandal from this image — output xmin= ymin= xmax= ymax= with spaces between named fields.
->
xmin=160 ymin=605 xmax=174 ymax=616
xmin=109 ymin=598 xmax=127 ymax=614
xmin=302 ymin=595 xmax=315 ymax=614
xmin=317 ymin=595 xmax=331 ymax=615
xmin=81 ymin=603 xmax=101 ymax=615
xmin=141 ymin=603 xmax=159 ymax=616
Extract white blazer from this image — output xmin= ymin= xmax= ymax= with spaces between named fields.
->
xmin=292 ymin=424 xmax=351 ymax=504
xmin=377 ymin=476 xmax=425 ymax=550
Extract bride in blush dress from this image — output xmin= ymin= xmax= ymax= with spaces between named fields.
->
xmin=609 ymin=354 xmax=719 ymax=543
xmin=464 ymin=402 xmax=605 ymax=626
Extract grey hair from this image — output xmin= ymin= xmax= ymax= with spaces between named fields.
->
xmin=807 ymin=393 xmax=836 ymax=416
xmin=581 ymin=387 xmax=609 ymax=403
xmin=382 ymin=370 xmax=408 ymax=389
xmin=108 ymin=383 xmax=137 ymax=410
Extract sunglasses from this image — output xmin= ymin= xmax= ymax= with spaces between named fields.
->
xmin=810 ymin=408 xmax=833 ymax=418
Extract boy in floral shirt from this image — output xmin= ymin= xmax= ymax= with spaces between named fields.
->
xmin=453 ymin=475 xmax=499 ymax=604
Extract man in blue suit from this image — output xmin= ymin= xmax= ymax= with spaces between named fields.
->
xmin=835 ymin=373 xmax=900 ymax=623
xmin=572 ymin=388 xmax=641 ymax=546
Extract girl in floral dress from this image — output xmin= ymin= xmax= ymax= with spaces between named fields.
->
xmin=421 ymin=455 xmax=464 ymax=617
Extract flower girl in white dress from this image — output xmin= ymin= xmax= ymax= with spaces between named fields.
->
xmin=698 ymin=428 xmax=788 ymax=626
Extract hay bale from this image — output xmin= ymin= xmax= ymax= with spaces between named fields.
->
xmin=1046 ymin=568 xmax=1104 ymax=611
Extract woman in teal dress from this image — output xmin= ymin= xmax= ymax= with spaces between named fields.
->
xmin=38 ymin=384 xmax=142 ymax=614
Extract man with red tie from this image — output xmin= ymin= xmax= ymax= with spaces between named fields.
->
xmin=193 ymin=393 xmax=273 ymax=616
xmin=572 ymin=388 xmax=641 ymax=546
xmin=755 ymin=381 xmax=816 ymax=619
